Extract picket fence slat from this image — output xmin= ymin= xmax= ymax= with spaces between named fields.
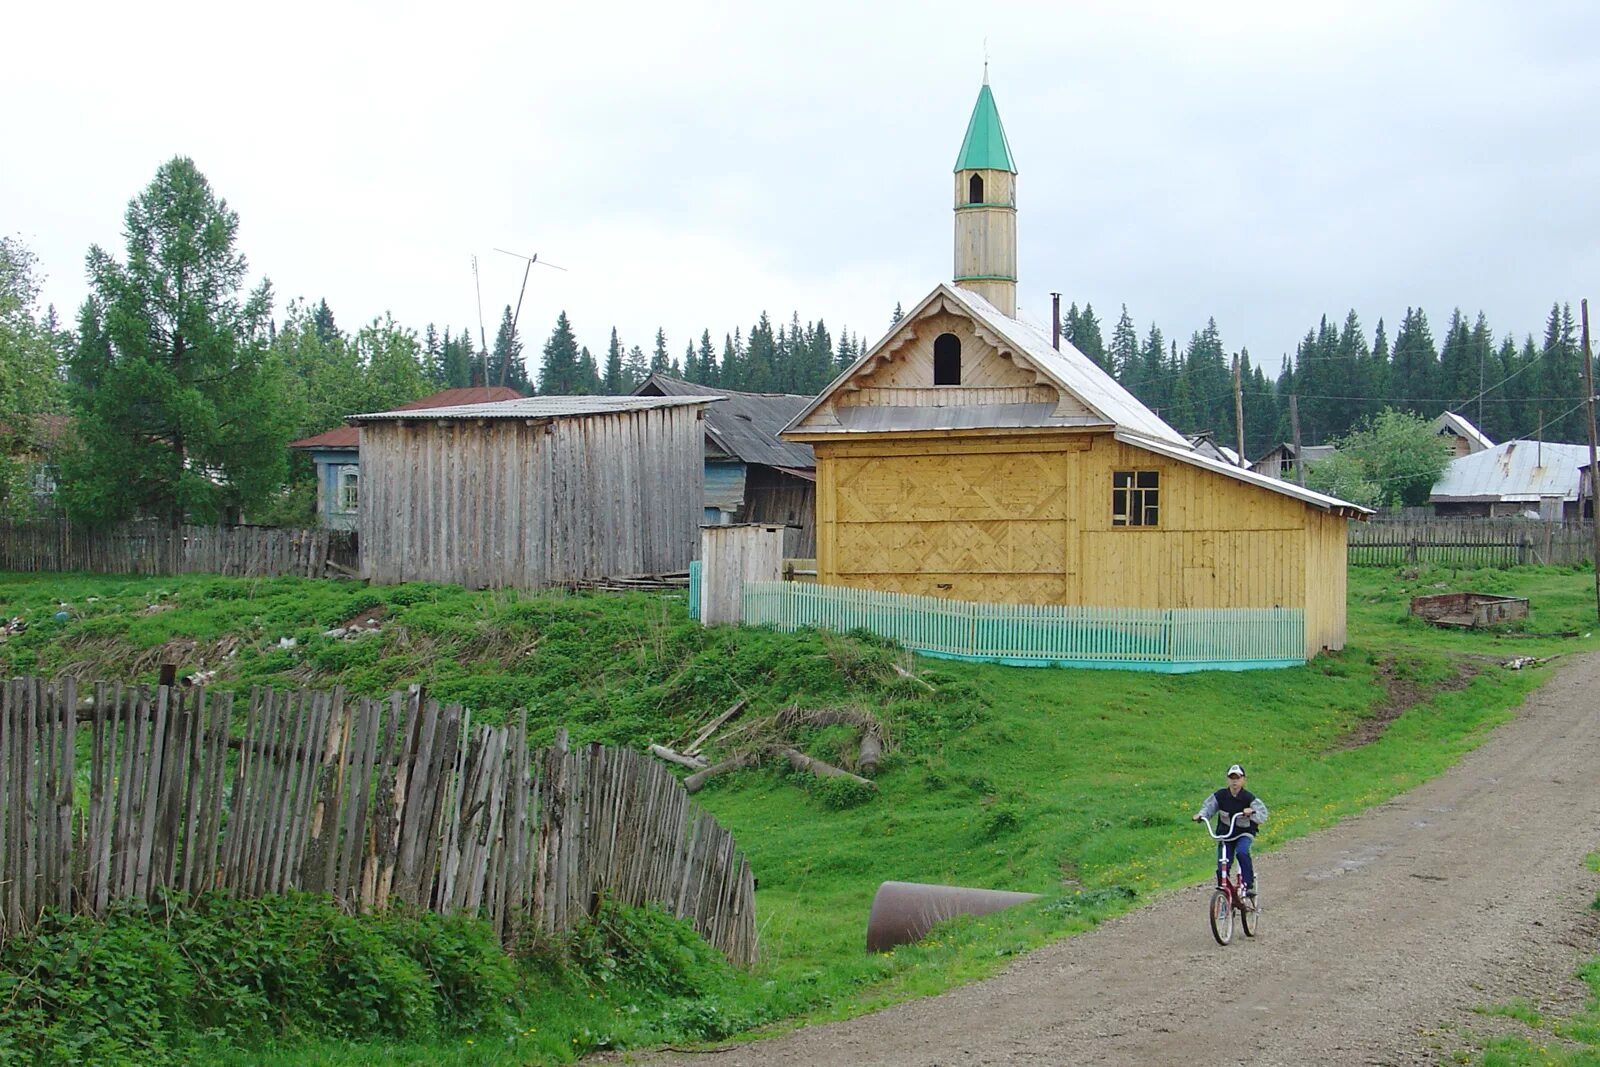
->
xmin=0 ymin=677 xmax=757 ymax=964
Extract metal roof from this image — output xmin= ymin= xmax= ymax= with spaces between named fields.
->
xmin=1122 ymin=432 xmax=1374 ymax=516
xmin=1432 ymin=411 xmax=1495 ymax=452
xmin=293 ymin=386 xmax=525 ymax=447
xmin=634 ymin=375 xmax=815 ymax=468
xmin=954 ymin=78 xmax=1016 ymax=173
xmin=1430 ymin=440 xmax=1591 ymax=502
xmin=349 ymin=395 xmax=714 ymax=422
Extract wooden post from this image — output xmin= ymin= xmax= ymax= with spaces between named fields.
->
xmin=1582 ymin=298 xmax=1600 ymax=618
xmin=1289 ymin=395 xmax=1306 ymax=486
xmin=1232 ymin=352 xmax=1246 ymax=467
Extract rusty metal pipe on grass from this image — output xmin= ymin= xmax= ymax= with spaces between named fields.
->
xmin=866 ymin=880 xmax=1041 ymax=953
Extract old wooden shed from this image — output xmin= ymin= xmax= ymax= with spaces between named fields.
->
xmin=352 ymin=395 xmax=712 ymax=588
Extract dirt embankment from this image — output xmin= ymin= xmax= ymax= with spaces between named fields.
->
xmin=620 ymin=654 xmax=1600 ymax=1067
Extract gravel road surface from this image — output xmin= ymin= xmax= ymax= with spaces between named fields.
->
xmin=617 ymin=653 xmax=1600 ymax=1066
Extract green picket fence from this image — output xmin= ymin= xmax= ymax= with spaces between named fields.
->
xmin=740 ymin=581 xmax=1305 ymax=672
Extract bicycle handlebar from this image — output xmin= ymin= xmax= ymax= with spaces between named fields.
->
xmin=1196 ymin=811 xmax=1256 ymax=840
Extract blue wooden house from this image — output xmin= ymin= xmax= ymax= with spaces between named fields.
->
xmin=634 ymin=375 xmax=817 ymax=556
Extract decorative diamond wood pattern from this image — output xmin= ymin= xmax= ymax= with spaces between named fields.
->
xmin=835 ymin=452 xmax=1068 ymax=524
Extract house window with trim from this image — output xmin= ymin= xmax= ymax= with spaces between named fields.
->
xmin=337 ymin=465 xmax=360 ymax=513
xmin=934 ymin=333 xmax=962 ymax=385
xmin=1111 ymin=470 xmax=1159 ymax=527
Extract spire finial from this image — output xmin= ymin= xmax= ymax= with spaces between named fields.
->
xmin=983 ymin=39 xmax=990 ymax=84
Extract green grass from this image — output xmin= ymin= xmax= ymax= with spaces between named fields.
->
xmin=2 ymin=562 xmax=1597 ymax=1064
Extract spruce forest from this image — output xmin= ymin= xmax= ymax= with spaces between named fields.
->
xmin=2 ymin=156 xmax=1593 ymax=528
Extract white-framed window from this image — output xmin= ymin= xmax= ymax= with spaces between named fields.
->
xmin=337 ymin=465 xmax=359 ymax=513
xmin=1112 ymin=470 xmax=1160 ymax=527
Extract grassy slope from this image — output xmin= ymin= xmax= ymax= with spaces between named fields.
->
xmin=2 ymin=564 xmax=1596 ymax=1063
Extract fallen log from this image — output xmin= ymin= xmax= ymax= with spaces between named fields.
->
xmin=684 ymin=751 xmax=757 ymax=794
xmin=648 ymin=743 xmax=709 ymax=771
xmin=685 ymin=698 xmax=749 ymax=756
xmin=781 ymin=747 xmax=876 ymax=789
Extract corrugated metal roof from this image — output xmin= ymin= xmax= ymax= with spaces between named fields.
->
xmin=833 ymin=403 xmax=1107 ymax=432
xmin=349 ymin=395 xmax=714 ymax=422
xmin=1122 ymin=432 xmax=1373 ymax=516
xmin=293 ymin=387 xmax=525 ymax=446
xmin=1430 ymin=440 xmax=1590 ymax=502
xmin=634 ymin=375 xmax=815 ymax=468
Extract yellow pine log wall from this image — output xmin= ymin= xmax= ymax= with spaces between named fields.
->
xmin=815 ymin=431 xmax=1346 ymax=657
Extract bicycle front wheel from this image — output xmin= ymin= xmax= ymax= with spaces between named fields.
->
xmin=1209 ymin=889 xmax=1233 ymax=945
xmin=1241 ymin=893 xmax=1259 ymax=938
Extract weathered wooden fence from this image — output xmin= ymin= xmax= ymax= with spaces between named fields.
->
xmin=1347 ymin=518 xmax=1595 ymax=568
xmin=0 ymin=678 xmax=757 ymax=964
xmin=0 ymin=520 xmax=357 ymax=579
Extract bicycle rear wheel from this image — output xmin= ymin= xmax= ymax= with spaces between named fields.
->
xmin=1209 ymin=889 xmax=1233 ymax=945
xmin=1241 ymin=892 xmax=1259 ymax=938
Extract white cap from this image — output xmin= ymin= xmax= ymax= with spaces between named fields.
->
xmin=1226 ymin=764 xmax=1245 ymax=777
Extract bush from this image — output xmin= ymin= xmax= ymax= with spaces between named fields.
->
xmin=0 ymin=894 xmax=525 ymax=1065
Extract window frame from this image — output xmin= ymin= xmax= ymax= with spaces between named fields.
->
xmin=336 ymin=465 xmax=360 ymax=513
xmin=1111 ymin=469 xmax=1160 ymax=528
xmin=933 ymin=332 xmax=962 ymax=386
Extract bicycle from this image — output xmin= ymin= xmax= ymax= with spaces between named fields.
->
xmin=1198 ymin=811 xmax=1259 ymax=945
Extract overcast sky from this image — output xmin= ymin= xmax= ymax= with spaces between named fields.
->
xmin=8 ymin=1 xmax=1600 ymax=379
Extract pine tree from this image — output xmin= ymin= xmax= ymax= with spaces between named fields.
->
xmin=489 ymin=305 xmax=529 ymax=392
xmin=623 ymin=344 xmax=648 ymax=389
xmin=311 ymin=298 xmax=338 ymax=345
xmin=440 ymin=328 xmax=472 ymax=389
xmin=603 ymin=328 xmax=624 ymax=392
xmin=1073 ymin=303 xmax=1108 ymax=373
xmin=651 ymin=328 xmax=670 ymax=374
xmin=890 ymin=302 xmax=904 ymax=327
xmin=681 ymin=341 xmax=696 ymax=383
xmin=1137 ymin=323 xmax=1169 ymax=416
xmin=1538 ymin=303 xmax=1585 ymax=441
xmin=422 ymin=324 xmax=443 ymax=386
xmin=576 ymin=346 xmax=600 ymax=394
xmin=1108 ymin=304 xmax=1139 ymax=384
xmin=538 ymin=311 xmax=580 ymax=395
xmin=1390 ymin=308 xmax=1439 ymax=416
xmin=697 ymin=331 xmax=716 ymax=385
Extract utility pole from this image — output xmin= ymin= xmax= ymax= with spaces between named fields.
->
xmin=1582 ymin=299 xmax=1600 ymax=620
xmin=1289 ymin=394 xmax=1305 ymax=486
xmin=1232 ymin=352 xmax=1246 ymax=467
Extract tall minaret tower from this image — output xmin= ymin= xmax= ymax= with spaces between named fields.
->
xmin=953 ymin=68 xmax=1018 ymax=316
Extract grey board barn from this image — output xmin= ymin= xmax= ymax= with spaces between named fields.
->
xmin=352 ymin=395 xmax=712 ymax=588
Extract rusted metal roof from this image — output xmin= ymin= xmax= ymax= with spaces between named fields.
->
xmin=635 ymin=375 xmax=815 ymax=469
xmin=349 ymin=395 xmax=714 ymax=422
xmin=1430 ymin=440 xmax=1590 ymax=502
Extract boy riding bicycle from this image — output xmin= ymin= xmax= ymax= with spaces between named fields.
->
xmin=1192 ymin=764 xmax=1268 ymax=902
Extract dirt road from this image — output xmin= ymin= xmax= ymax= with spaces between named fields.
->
xmin=624 ymin=654 xmax=1600 ymax=1066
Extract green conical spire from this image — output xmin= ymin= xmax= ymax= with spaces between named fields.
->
xmin=953 ymin=73 xmax=1016 ymax=173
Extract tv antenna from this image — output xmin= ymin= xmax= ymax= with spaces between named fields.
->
xmin=491 ymin=248 xmax=569 ymax=389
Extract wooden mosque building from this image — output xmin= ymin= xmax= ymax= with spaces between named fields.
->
xmin=781 ymin=75 xmax=1370 ymax=660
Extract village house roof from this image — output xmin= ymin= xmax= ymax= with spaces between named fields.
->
xmin=786 ymin=283 xmax=1192 ymax=448
xmin=348 ymin=394 xmax=715 ymax=423
xmin=634 ymin=374 xmax=815 ymax=470
xmin=1431 ymin=440 xmax=1592 ymax=503
xmin=785 ymin=283 xmax=1370 ymax=517
xmin=954 ymin=76 xmax=1016 ymax=173
xmin=290 ymin=386 xmax=523 ymax=449
xmin=1431 ymin=411 xmax=1494 ymax=452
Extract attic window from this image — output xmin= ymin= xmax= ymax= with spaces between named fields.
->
xmin=1111 ymin=470 xmax=1159 ymax=527
xmin=968 ymin=173 xmax=984 ymax=204
xmin=934 ymin=333 xmax=961 ymax=385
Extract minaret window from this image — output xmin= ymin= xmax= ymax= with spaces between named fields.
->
xmin=968 ymin=173 xmax=984 ymax=204
xmin=934 ymin=333 xmax=962 ymax=385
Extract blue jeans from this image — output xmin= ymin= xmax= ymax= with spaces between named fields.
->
xmin=1218 ymin=836 xmax=1255 ymax=891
